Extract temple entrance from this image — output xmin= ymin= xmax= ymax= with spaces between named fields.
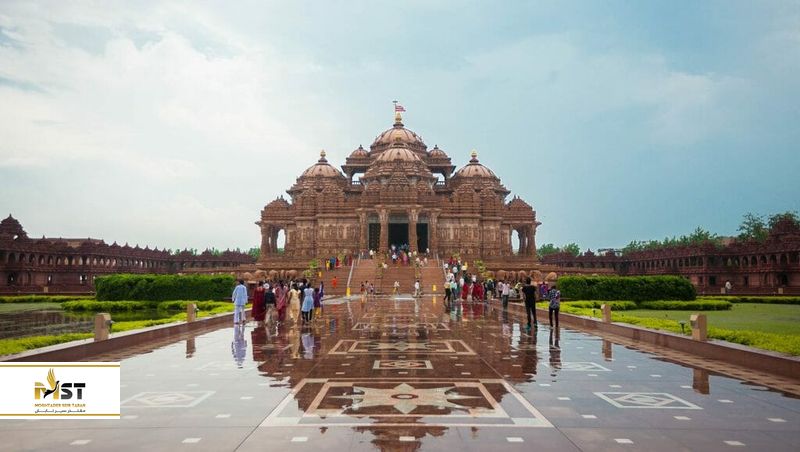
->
xmin=388 ymin=223 xmax=408 ymax=249
xmin=416 ymin=223 xmax=428 ymax=252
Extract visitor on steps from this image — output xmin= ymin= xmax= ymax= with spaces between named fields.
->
xmin=521 ymin=277 xmax=538 ymax=331
xmin=232 ymin=279 xmax=248 ymax=325
xmin=393 ymin=280 xmax=400 ymax=294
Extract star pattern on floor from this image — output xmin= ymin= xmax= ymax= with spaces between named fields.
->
xmin=370 ymin=342 xmax=434 ymax=351
xmin=333 ymin=382 xmax=478 ymax=414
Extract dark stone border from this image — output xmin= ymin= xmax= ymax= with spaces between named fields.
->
xmin=495 ymin=300 xmax=800 ymax=380
xmin=2 ymin=309 xmax=251 ymax=362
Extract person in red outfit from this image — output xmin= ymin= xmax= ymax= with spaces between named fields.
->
xmin=252 ymin=282 xmax=266 ymax=326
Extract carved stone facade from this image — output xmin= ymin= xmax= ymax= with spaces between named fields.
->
xmin=258 ymin=111 xmax=540 ymax=262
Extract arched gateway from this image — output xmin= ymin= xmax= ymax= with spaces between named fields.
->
xmin=257 ymin=110 xmax=540 ymax=261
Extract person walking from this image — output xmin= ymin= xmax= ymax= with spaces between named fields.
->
xmin=288 ymin=283 xmax=301 ymax=323
xmin=393 ymin=280 xmax=400 ymax=295
xmin=500 ymin=280 xmax=510 ymax=308
xmin=301 ymin=284 xmax=315 ymax=324
xmin=314 ymin=281 xmax=325 ymax=319
xmin=275 ymin=281 xmax=287 ymax=323
xmin=232 ymin=280 xmax=248 ymax=325
xmin=521 ymin=277 xmax=538 ymax=332
xmin=414 ymin=279 xmax=421 ymax=298
xmin=252 ymin=281 xmax=266 ymax=326
xmin=548 ymin=284 xmax=561 ymax=329
xmin=264 ymin=283 xmax=276 ymax=324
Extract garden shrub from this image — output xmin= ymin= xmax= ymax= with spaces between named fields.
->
xmin=702 ymin=296 xmax=800 ymax=305
xmin=558 ymin=275 xmax=696 ymax=301
xmin=62 ymin=300 xmax=230 ymax=312
xmin=639 ymin=300 xmax=732 ymax=311
xmin=95 ymin=274 xmax=235 ymax=301
xmin=561 ymin=301 xmax=638 ymax=310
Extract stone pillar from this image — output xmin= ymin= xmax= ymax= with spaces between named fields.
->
xmin=358 ymin=212 xmax=368 ymax=252
xmin=187 ymin=302 xmax=197 ymax=322
xmin=408 ymin=209 xmax=419 ymax=253
xmin=94 ymin=313 xmax=111 ymax=341
xmin=378 ymin=209 xmax=388 ymax=253
xmin=530 ymin=224 xmax=538 ymax=260
xmin=260 ymin=223 xmax=270 ymax=257
xmin=601 ymin=303 xmax=612 ymax=323
xmin=429 ymin=212 xmax=439 ymax=254
xmin=690 ymin=314 xmax=707 ymax=341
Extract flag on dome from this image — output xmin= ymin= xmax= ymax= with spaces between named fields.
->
xmin=394 ymin=103 xmax=406 ymax=112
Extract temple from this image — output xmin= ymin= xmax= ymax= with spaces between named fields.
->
xmin=258 ymin=111 xmax=541 ymax=262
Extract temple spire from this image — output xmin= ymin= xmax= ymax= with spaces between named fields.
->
xmin=392 ymin=100 xmax=405 ymax=127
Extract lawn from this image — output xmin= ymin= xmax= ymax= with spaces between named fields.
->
xmin=0 ymin=302 xmax=62 ymax=313
xmin=621 ymin=303 xmax=800 ymax=336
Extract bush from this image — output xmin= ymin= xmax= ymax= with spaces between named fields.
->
xmin=95 ymin=274 xmax=235 ymax=301
xmin=639 ymin=300 xmax=732 ymax=311
xmin=560 ymin=301 xmax=639 ymax=310
xmin=558 ymin=276 xmax=696 ymax=301
xmin=702 ymin=296 xmax=800 ymax=305
xmin=61 ymin=300 xmax=230 ymax=312
xmin=0 ymin=295 xmax=94 ymax=303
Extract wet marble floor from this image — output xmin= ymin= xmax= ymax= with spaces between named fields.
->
xmin=2 ymin=295 xmax=800 ymax=451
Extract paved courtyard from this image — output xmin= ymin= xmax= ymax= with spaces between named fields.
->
xmin=2 ymin=295 xmax=800 ymax=451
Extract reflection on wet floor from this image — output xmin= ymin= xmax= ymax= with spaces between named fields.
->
xmin=3 ymin=295 xmax=800 ymax=451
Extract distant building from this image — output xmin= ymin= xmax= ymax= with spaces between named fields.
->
xmin=541 ymin=218 xmax=800 ymax=295
xmin=0 ymin=215 xmax=253 ymax=294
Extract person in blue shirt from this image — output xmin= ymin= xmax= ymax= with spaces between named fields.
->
xmin=232 ymin=280 xmax=248 ymax=325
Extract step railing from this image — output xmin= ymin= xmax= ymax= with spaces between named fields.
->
xmin=346 ymin=255 xmax=359 ymax=294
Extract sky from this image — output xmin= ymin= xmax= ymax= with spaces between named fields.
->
xmin=1 ymin=1 xmax=798 ymax=253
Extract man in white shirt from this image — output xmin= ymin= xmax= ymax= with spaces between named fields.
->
xmin=232 ymin=280 xmax=248 ymax=325
xmin=414 ymin=280 xmax=421 ymax=297
xmin=500 ymin=280 xmax=510 ymax=308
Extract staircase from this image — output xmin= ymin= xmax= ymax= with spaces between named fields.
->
xmin=318 ymin=265 xmax=352 ymax=296
xmin=419 ymin=262 xmax=446 ymax=296
xmin=378 ymin=264 xmax=418 ymax=295
xmin=348 ymin=260 xmax=378 ymax=295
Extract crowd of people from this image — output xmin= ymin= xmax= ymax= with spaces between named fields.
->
xmin=442 ymin=257 xmax=561 ymax=331
xmin=232 ymin=278 xmax=327 ymax=328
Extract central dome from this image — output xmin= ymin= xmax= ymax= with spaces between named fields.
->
xmin=370 ymin=112 xmax=426 ymax=153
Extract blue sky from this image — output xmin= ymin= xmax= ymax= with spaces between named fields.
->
xmin=0 ymin=1 xmax=798 ymax=252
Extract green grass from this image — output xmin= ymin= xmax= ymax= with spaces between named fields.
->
xmin=622 ymin=303 xmax=800 ymax=336
xmin=0 ymin=295 xmax=94 ymax=303
xmin=0 ymin=302 xmax=62 ymax=313
xmin=546 ymin=302 xmax=800 ymax=355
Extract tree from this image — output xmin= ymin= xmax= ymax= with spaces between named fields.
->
xmin=767 ymin=211 xmax=800 ymax=230
xmin=537 ymin=243 xmax=559 ymax=257
xmin=737 ymin=212 xmax=768 ymax=242
xmin=247 ymin=247 xmax=260 ymax=260
xmin=561 ymin=243 xmax=581 ymax=257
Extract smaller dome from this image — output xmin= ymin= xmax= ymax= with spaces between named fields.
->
xmin=429 ymin=145 xmax=448 ymax=159
xmin=301 ymin=150 xmax=344 ymax=178
xmin=376 ymin=145 xmax=422 ymax=163
xmin=349 ymin=145 xmax=368 ymax=159
xmin=455 ymin=150 xmax=497 ymax=178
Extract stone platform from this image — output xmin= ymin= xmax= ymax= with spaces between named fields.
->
xmin=2 ymin=295 xmax=799 ymax=451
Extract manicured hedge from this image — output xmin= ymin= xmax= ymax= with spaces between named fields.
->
xmin=557 ymin=301 xmax=639 ymax=311
xmin=0 ymin=295 xmax=94 ymax=303
xmin=704 ymin=296 xmax=800 ymax=305
xmin=558 ymin=276 xmax=696 ymax=301
xmin=62 ymin=300 xmax=230 ymax=312
xmin=95 ymin=274 xmax=236 ymax=301
xmin=639 ymin=300 xmax=732 ymax=311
